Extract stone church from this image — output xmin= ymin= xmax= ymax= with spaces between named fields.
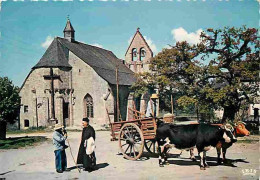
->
xmin=19 ymin=19 xmax=154 ymax=129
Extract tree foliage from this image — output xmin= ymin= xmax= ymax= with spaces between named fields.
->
xmin=132 ymin=26 xmax=259 ymax=122
xmin=0 ymin=77 xmax=20 ymax=123
xmin=199 ymin=26 xmax=259 ymax=122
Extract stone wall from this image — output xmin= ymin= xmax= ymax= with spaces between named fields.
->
xmin=19 ymin=50 xmax=133 ymax=129
xmin=19 ymin=68 xmax=71 ymax=129
xmin=69 ymin=52 xmax=114 ymax=127
xmin=20 ymin=68 xmax=50 ymax=129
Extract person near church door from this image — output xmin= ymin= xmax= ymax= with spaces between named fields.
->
xmin=145 ymin=94 xmax=158 ymax=117
xmin=77 ymin=117 xmax=96 ymax=172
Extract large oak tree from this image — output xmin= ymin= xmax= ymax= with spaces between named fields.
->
xmin=199 ymin=27 xmax=259 ymax=122
xmin=132 ymin=27 xmax=259 ymax=123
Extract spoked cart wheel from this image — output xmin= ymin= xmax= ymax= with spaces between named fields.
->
xmin=119 ymin=123 xmax=144 ymax=160
xmin=144 ymin=139 xmax=157 ymax=155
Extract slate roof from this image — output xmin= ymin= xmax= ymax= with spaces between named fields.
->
xmin=63 ymin=19 xmax=75 ymax=32
xmin=33 ymin=38 xmax=72 ymax=69
xmin=33 ymin=37 xmax=136 ymax=86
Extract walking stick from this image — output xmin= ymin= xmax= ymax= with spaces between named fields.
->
xmin=66 ymin=134 xmax=81 ymax=173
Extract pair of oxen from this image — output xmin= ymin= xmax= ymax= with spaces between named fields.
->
xmin=155 ymin=121 xmax=250 ymax=170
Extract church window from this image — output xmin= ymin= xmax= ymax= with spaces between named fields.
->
xmin=140 ymin=48 xmax=146 ymax=61
xmin=24 ymin=119 xmax=29 ymax=127
xmin=84 ymin=94 xmax=94 ymax=118
xmin=24 ymin=105 xmax=28 ymax=113
xmin=132 ymin=48 xmax=137 ymax=61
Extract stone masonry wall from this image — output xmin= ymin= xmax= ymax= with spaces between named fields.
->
xmin=125 ymin=31 xmax=153 ymax=74
xmin=19 ymin=68 xmax=71 ymax=129
xmin=69 ymin=51 xmax=114 ymax=127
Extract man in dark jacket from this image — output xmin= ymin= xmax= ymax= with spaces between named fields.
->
xmin=77 ymin=117 xmax=96 ymax=172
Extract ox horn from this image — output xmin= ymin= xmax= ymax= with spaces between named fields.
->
xmin=225 ymin=123 xmax=234 ymax=132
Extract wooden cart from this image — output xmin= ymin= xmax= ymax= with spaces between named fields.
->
xmin=109 ymin=108 xmax=158 ymax=160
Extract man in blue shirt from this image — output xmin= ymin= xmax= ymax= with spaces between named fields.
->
xmin=53 ymin=124 xmax=69 ymax=173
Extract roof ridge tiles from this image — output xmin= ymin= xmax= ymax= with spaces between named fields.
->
xmin=56 ymin=37 xmax=112 ymax=53
xmin=56 ymin=37 xmax=136 ymax=86
xmin=32 ymin=36 xmax=136 ymax=85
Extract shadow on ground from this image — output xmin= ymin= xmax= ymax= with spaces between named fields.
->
xmin=0 ymin=170 xmax=16 ymax=175
xmin=68 ymin=163 xmax=109 ymax=171
xmin=96 ymin=163 xmax=109 ymax=170
xmin=116 ymin=150 xmax=249 ymax=168
xmin=167 ymin=156 xmax=249 ymax=168
xmin=117 ymin=151 xmax=182 ymax=161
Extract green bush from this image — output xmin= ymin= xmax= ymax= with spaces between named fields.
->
xmin=7 ymin=126 xmax=47 ymax=134
xmin=0 ymin=136 xmax=47 ymax=149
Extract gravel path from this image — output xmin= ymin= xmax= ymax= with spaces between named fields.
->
xmin=0 ymin=131 xmax=259 ymax=180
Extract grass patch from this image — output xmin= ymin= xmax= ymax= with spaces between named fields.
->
xmin=237 ymin=135 xmax=259 ymax=144
xmin=6 ymin=126 xmax=50 ymax=134
xmin=237 ymin=139 xmax=259 ymax=144
xmin=66 ymin=129 xmax=82 ymax=132
xmin=96 ymin=129 xmax=110 ymax=132
xmin=66 ymin=129 xmax=110 ymax=132
xmin=0 ymin=136 xmax=48 ymax=149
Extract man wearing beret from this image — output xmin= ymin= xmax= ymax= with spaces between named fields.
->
xmin=77 ymin=117 xmax=96 ymax=172
xmin=53 ymin=124 xmax=69 ymax=173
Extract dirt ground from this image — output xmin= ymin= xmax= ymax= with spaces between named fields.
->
xmin=0 ymin=130 xmax=259 ymax=180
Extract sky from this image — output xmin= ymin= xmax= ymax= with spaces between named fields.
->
xmin=0 ymin=0 xmax=258 ymax=87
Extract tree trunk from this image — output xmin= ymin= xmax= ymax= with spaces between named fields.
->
xmin=222 ymin=105 xmax=238 ymax=124
xmin=0 ymin=121 xmax=7 ymax=140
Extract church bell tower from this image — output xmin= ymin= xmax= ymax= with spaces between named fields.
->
xmin=63 ymin=17 xmax=75 ymax=42
xmin=125 ymin=28 xmax=153 ymax=74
